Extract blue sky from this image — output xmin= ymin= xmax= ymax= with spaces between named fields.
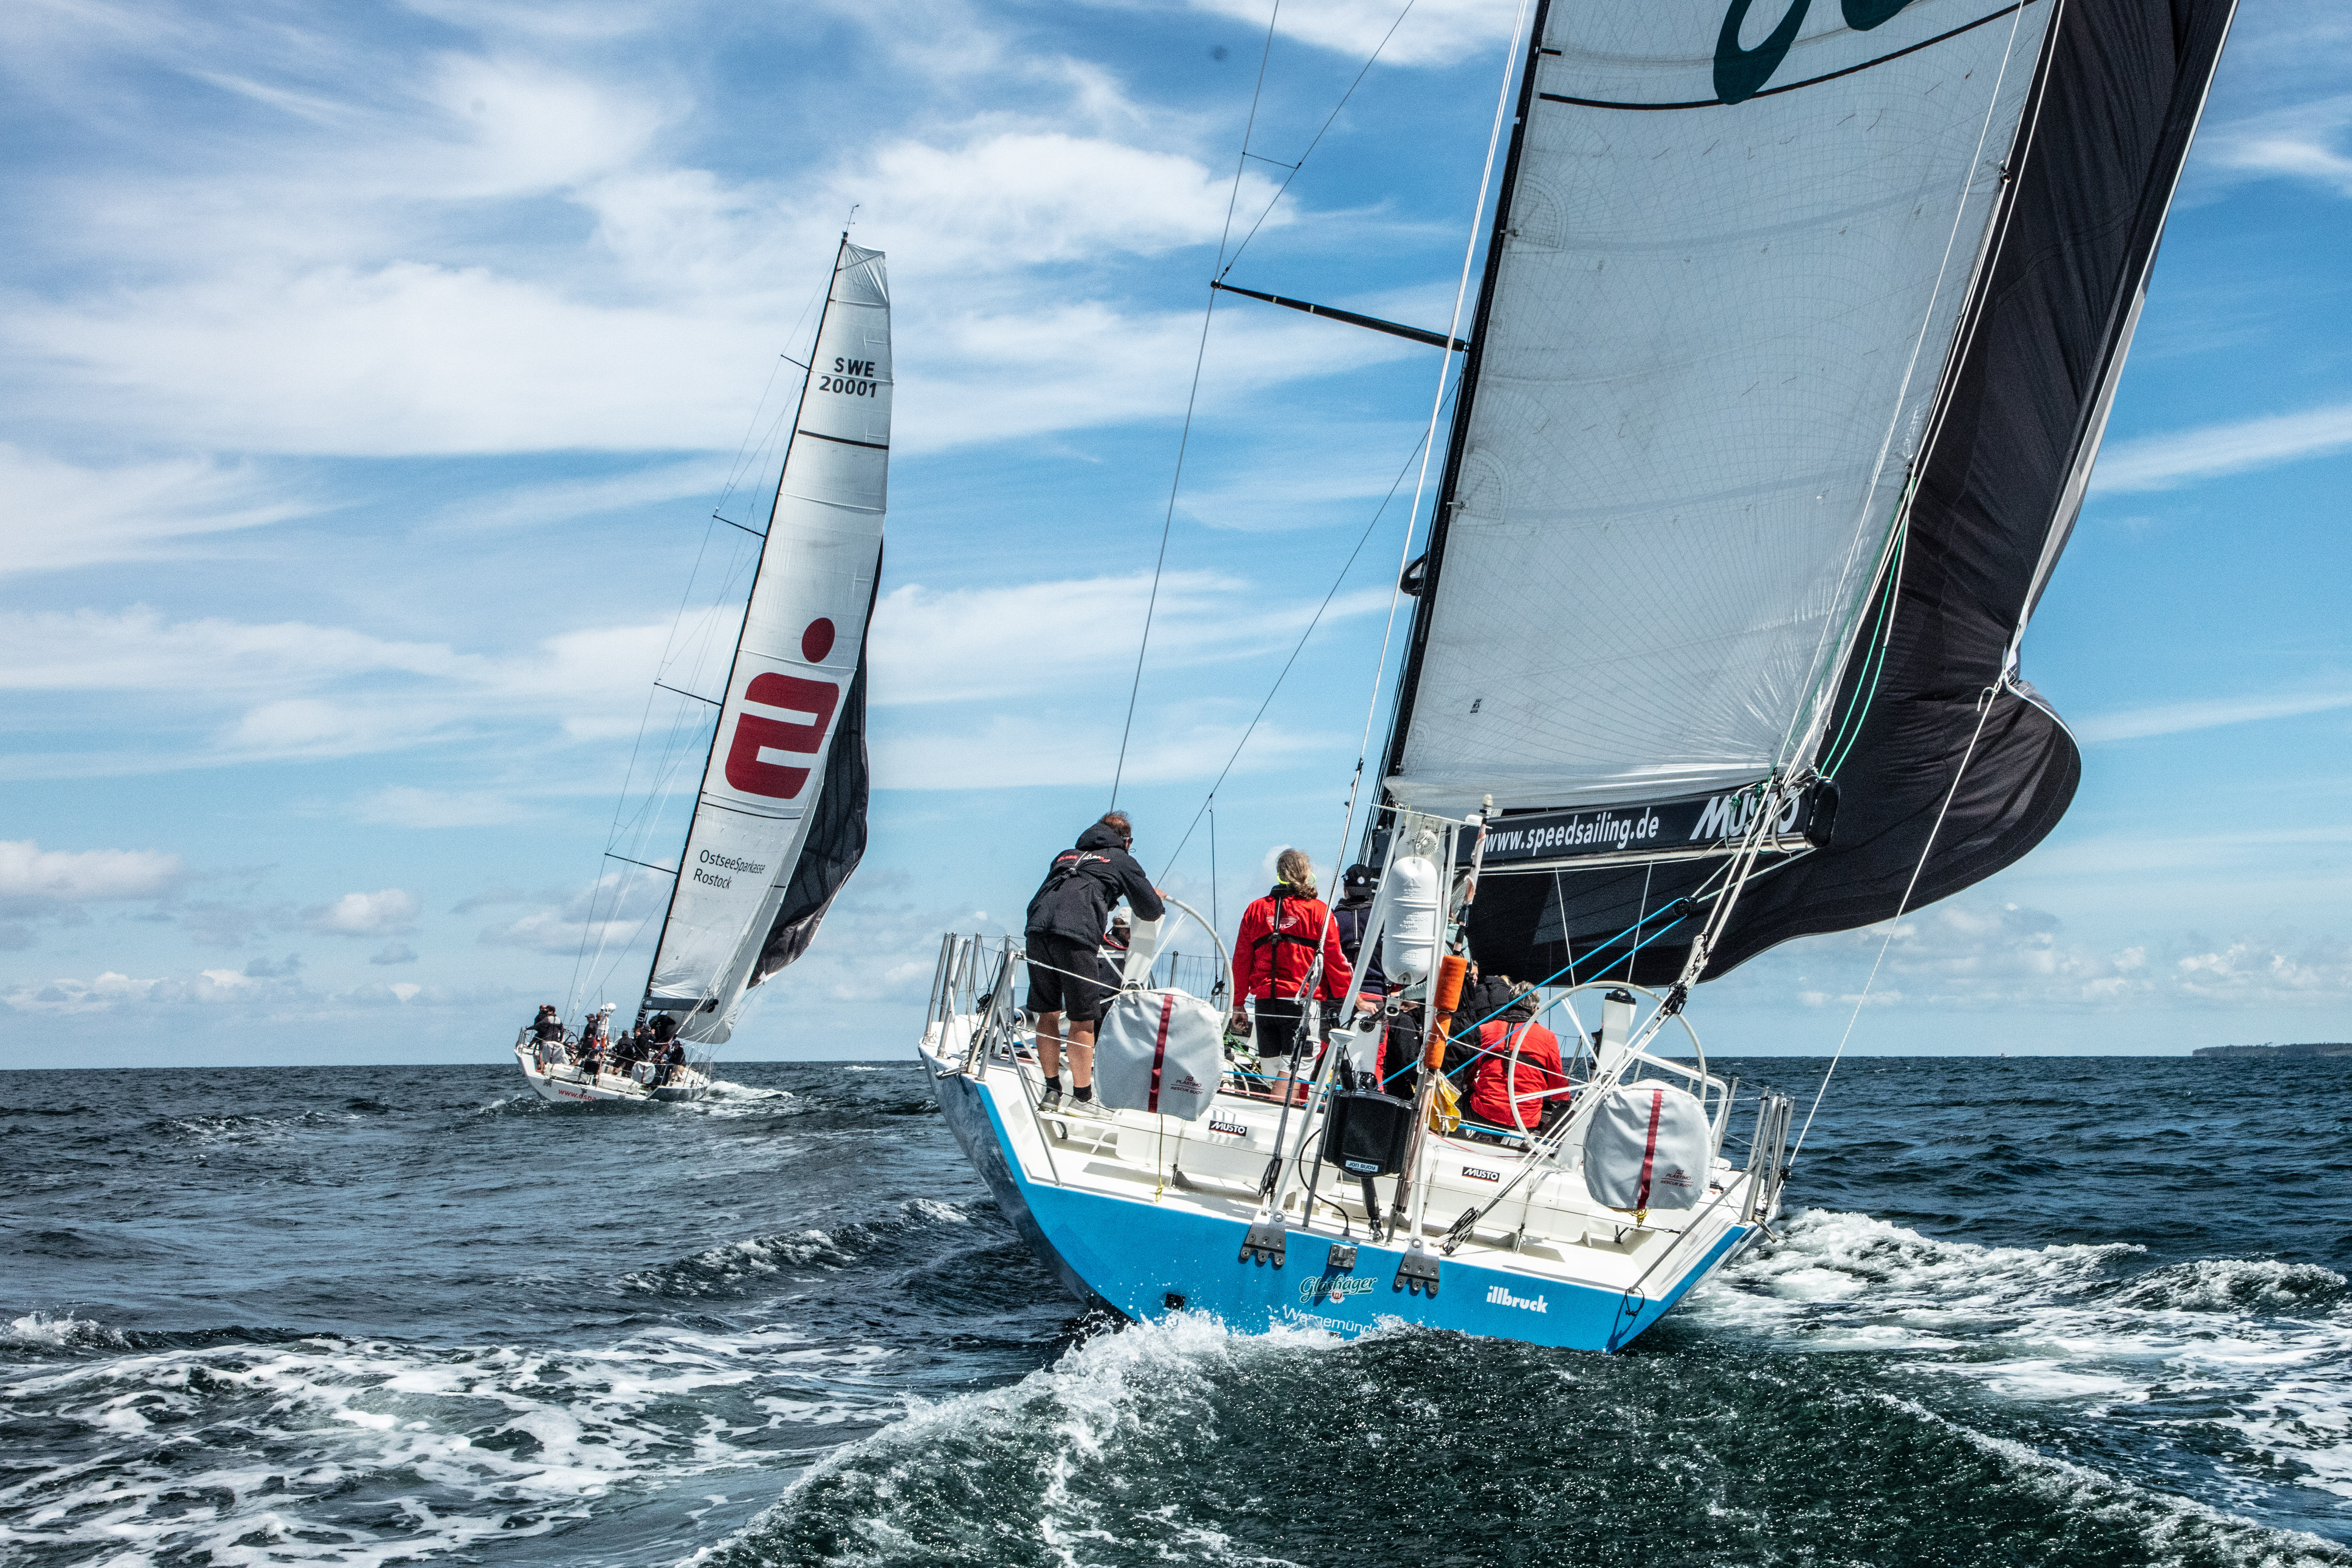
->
xmin=3 ymin=0 xmax=2348 ymax=1067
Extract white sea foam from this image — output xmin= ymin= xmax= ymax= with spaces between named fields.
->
xmin=5 ymin=1311 xmax=133 ymax=1352
xmin=1692 ymin=1210 xmax=2352 ymax=1512
xmin=693 ymin=1312 xmax=1344 ymax=1567
xmin=0 ymin=1317 xmax=901 ymax=1567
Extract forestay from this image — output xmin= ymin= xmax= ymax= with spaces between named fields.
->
xmin=1389 ymin=0 xmax=2055 ymax=818
xmin=645 ymin=241 xmax=890 ymax=1042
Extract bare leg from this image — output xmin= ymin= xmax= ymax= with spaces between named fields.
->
xmin=1067 ymin=1023 xmax=1096 ymax=1091
xmin=1035 ymin=1011 xmax=1065 ymax=1082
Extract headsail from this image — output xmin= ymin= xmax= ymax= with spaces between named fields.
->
xmin=644 ymin=240 xmax=890 ymax=1041
xmin=1380 ymin=0 xmax=2235 ymax=983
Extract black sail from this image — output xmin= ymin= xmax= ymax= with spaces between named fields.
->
xmin=1375 ymin=0 xmax=2237 ymax=986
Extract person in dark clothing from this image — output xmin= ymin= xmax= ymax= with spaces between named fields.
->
xmin=1331 ymin=864 xmax=1389 ymax=997
xmin=1025 ymin=812 xmax=1166 ymax=1108
xmin=530 ymin=1005 xmax=564 ymax=1043
xmin=652 ymin=1038 xmax=686 ymax=1088
xmin=647 ymin=1012 xmax=679 ymax=1046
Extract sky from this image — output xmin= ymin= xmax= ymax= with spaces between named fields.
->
xmin=3 ymin=0 xmax=2349 ymax=1069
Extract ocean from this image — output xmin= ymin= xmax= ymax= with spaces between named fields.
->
xmin=3 ymin=1056 xmax=2345 ymax=1567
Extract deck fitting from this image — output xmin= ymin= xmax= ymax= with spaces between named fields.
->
xmin=1240 ymin=1218 xmax=1287 ymax=1267
xmin=1395 ymin=1247 xmax=1440 ymax=1296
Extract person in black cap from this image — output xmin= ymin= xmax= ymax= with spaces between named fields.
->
xmin=1025 ymin=811 xmax=1165 ymax=1109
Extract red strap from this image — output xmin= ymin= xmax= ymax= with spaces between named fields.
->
xmin=1146 ymin=992 xmax=1176 ymax=1112
xmin=1636 ymin=1088 xmax=1663 ymax=1210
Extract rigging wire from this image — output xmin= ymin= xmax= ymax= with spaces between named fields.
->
xmin=1155 ymin=421 xmax=1432 ymax=878
xmin=1788 ymin=681 xmax=2004 ymax=1164
xmin=1108 ymin=0 xmax=1282 ymax=809
xmin=1218 ymin=0 xmax=1423 ymax=283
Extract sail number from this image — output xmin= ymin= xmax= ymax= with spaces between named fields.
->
xmin=822 ymin=357 xmax=881 ymax=397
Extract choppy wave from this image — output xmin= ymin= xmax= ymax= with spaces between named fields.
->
xmin=0 ymin=1316 xmax=899 ymax=1567
xmin=6 ymin=1057 xmax=2346 ymax=1566
xmin=699 ymin=1313 xmax=1344 ymax=1568
xmin=1696 ymin=1210 xmax=2352 ymax=1517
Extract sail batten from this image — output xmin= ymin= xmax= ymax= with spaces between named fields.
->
xmin=641 ymin=240 xmax=890 ymax=1042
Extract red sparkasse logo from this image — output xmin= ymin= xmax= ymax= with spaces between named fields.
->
xmin=723 ymin=620 xmax=840 ymax=800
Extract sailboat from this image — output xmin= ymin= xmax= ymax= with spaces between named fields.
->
xmin=919 ymin=0 xmax=2235 ymax=1348
xmin=518 ymin=239 xmax=891 ymax=1105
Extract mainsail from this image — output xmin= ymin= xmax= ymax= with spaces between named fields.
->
xmin=644 ymin=240 xmax=890 ymax=1041
xmin=1380 ymin=0 xmax=2236 ymax=983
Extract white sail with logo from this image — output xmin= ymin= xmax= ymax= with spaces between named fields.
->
xmin=1389 ymin=0 xmax=2059 ymax=816
xmin=644 ymin=240 xmax=890 ymax=1043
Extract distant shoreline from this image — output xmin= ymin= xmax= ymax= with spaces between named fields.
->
xmin=2192 ymin=1043 xmax=2352 ymax=1059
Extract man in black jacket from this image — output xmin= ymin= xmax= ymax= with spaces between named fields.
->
xmin=1025 ymin=812 xmax=1165 ymax=1108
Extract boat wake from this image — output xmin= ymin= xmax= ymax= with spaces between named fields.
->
xmin=0 ymin=1310 xmax=898 ymax=1567
xmin=1695 ymin=1210 xmax=2352 ymax=1532
xmin=694 ymin=1286 xmax=2352 ymax=1568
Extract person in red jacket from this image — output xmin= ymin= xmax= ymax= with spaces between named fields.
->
xmin=1231 ymin=849 xmax=1354 ymax=1100
xmin=1464 ymin=984 xmax=1568 ymax=1136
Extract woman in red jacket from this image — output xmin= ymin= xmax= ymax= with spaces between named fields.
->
xmin=1464 ymin=984 xmax=1568 ymax=1136
xmin=1230 ymin=849 xmax=1353 ymax=1099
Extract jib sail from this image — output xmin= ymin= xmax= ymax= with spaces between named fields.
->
xmin=644 ymin=240 xmax=890 ymax=1041
xmin=1380 ymin=0 xmax=2236 ymax=983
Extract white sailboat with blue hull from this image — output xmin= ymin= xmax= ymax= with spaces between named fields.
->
xmin=922 ymin=0 xmax=2234 ymax=1348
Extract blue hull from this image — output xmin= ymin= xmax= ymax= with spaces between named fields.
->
xmin=930 ymin=1065 xmax=1750 ymax=1353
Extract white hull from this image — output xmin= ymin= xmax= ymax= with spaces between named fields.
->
xmin=513 ymin=1042 xmax=708 ymax=1105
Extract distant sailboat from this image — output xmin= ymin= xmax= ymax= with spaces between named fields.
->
xmin=519 ymin=239 xmax=891 ymax=1104
xmin=921 ymin=0 xmax=2235 ymax=1346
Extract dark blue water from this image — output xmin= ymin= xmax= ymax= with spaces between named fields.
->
xmin=3 ymin=1058 xmax=2346 ymax=1566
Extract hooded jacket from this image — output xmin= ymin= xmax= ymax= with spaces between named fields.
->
xmin=1232 ymin=884 xmax=1353 ymax=1003
xmin=1026 ymin=823 xmax=1165 ymax=944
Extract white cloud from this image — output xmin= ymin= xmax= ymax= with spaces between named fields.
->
xmin=0 ymin=839 xmax=186 ymax=914
xmin=869 ymin=569 xmax=1386 ymax=708
xmin=0 ymin=605 xmax=707 ymax=774
xmin=1766 ymin=901 xmax=2352 ymax=1011
xmin=2198 ymin=92 xmax=2352 ymax=198
xmin=301 ymin=888 xmax=421 ymax=937
xmin=0 ymin=445 xmax=310 ymax=576
xmin=2073 ymin=686 xmax=2352 ymax=743
xmin=1182 ymin=0 xmax=1523 ymax=68
xmin=477 ymin=871 xmax=668 ymax=957
xmin=2089 ymin=399 xmax=2352 ymax=493
xmin=5 ymin=968 xmax=272 ymax=1014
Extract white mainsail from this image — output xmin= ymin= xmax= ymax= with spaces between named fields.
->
xmin=645 ymin=241 xmax=890 ymax=1043
xmin=1389 ymin=0 xmax=2058 ymax=816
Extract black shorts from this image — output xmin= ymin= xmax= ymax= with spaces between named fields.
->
xmin=1027 ymin=934 xmax=1113 ymax=1025
xmin=1250 ymin=998 xmax=1311 ymax=1059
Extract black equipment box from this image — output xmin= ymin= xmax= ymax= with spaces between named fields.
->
xmin=1320 ymin=1090 xmax=1415 ymax=1177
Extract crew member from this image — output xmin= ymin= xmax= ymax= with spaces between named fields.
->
xmin=1331 ymin=865 xmax=1387 ymax=997
xmin=1025 ymin=812 xmax=1165 ymax=1109
xmin=1231 ymin=849 xmax=1353 ymax=1101
xmin=1464 ymin=984 xmax=1568 ymax=1137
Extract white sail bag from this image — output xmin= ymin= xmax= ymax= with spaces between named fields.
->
xmin=1583 ymin=1084 xmax=1709 ymax=1212
xmin=1092 ymin=988 xmax=1224 ymax=1121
